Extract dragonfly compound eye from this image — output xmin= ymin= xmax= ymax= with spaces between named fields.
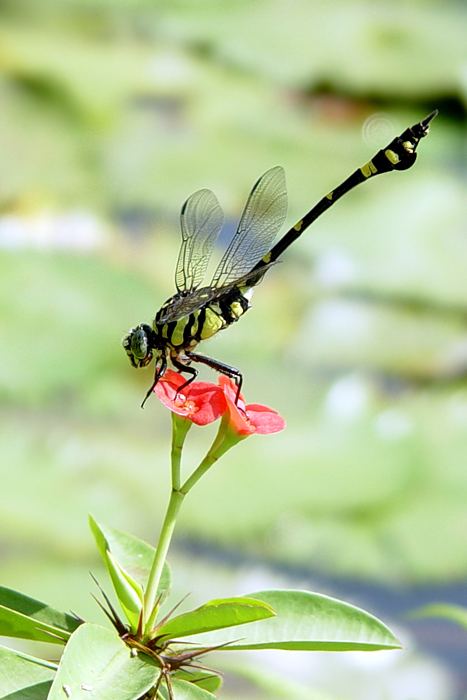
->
xmin=122 ymin=324 xmax=154 ymax=368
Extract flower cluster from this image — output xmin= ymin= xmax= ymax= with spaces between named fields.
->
xmin=155 ymin=370 xmax=285 ymax=435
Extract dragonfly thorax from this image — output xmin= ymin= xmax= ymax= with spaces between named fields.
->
xmin=154 ymin=286 xmax=251 ymax=353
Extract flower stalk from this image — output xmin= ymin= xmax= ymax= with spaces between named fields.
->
xmin=142 ymin=371 xmax=285 ymax=635
xmin=143 ymin=485 xmax=185 ymax=632
xmin=181 ymin=414 xmax=243 ymax=494
xmin=143 ymin=413 xmax=190 ymax=631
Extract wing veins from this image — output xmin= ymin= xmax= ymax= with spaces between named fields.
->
xmin=176 ymin=188 xmax=224 ymax=293
xmin=211 ymin=166 xmax=287 ymax=288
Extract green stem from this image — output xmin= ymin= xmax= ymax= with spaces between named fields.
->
xmin=143 ymin=415 xmax=243 ymax=633
xmin=170 ymin=414 xmax=191 ymax=491
xmin=181 ymin=453 xmax=218 ymax=495
xmin=143 ymin=486 xmax=185 ymax=632
xmin=143 ymin=414 xmax=191 ymax=632
xmin=181 ymin=416 xmax=243 ymax=494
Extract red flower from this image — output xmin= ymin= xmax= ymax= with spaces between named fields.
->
xmin=218 ymin=376 xmax=286 ymax=436
xmin=155 ymin=370 xmax=285 ymax=435
xmin=155 ymin=370 xmax=226 ymax=426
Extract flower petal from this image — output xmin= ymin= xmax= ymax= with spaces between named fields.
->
xmin=155 ymin=370 xmax=227 ymax=425
xmin=245 ymin=404 xmax=286 ymax=434
xmin=218 ymin=376 xmax=285 ymax=436
xmin=182 ymin=382 xmax=227 ymax=425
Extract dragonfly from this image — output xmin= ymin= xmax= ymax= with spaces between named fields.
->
xmin=123 ymin=111 xmax=437 ymax=407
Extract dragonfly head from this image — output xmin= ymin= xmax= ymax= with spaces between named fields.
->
xmin=122 ymin=323 xmax=157 ymax=368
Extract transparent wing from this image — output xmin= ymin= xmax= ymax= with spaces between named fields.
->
xmin=175 ymin=188 xmax=224 ymax=293
xmin=210 ymin=166 xmax=287 ymax=288
xmin=157 ymin=287 xmax=218 ymax=324
xmin=157 ymin=262 xmax=277 ymax=325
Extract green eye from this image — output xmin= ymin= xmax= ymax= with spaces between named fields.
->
xmin=131 ymin=329 xmax=149 ymax=360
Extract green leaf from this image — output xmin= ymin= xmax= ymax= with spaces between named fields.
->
xmin=89 ymin=517 xmax=170 ymax=593
xmin=185 ymin=590 xmax=402 ymax=651
xmin=47 ymin=622 xmax=160 ymax=700
xmin=0 ymin=644 xmax=56 ymax=699
xmin=0 ymin=586 xmax=80 ymax=644
xmin=173 ymin=670 xmax=222 ymax=694
xmin=156 ymin=597 xmax=276 ymax=641
xmin=159 ymin=678 xmax=219 ymax=700
xmin=409 ymin=603 xmax=467 ymax=631
xmin=89 ymin=516 xmax=171 ymax=629
xmin=103 ymin=550 xmax=143 ymax=631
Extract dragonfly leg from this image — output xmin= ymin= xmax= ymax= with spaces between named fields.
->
xmin=171 ymin=355 xmax=199 ymax=398
xmin=185 ymin=350 xmax=243 ymax=403
xmin=141 ymin=355 xmax=167 ymax=409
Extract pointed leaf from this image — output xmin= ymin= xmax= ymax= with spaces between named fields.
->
xmin=89 ymin=516 xmax=171 ymax=629
xmin=185 ymin=590 xmax=401 ymax=651
xmin=104 ymin=550 xmax=143 ymax=630
xmin=0 ymin=586 xmax=80 ymax=644
xmin=89 ymin=516 xmax=171 ymax=598
xmin=47 ymin=623 xmax=159 ymax=700
xmin=157 ymin=597 xmax=275 ymax=641
xmin=0 ymin=644 xmax=56 ymax=699
xmin=173 ymin=670 xmax=222 ymax=694
xmin=159 ymin=678 xmax=219 ymax=700
xmin=410 ymin=603 xmax=467 ymax=631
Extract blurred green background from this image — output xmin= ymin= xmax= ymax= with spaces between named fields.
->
xmin=0 ymin=0 xmax=466 ymax=698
